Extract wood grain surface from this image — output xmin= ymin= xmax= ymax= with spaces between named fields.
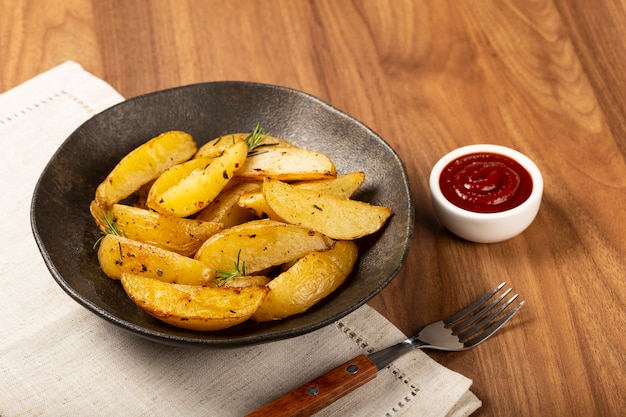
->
xmin=2 ymin=0 xmax=625 ymax=415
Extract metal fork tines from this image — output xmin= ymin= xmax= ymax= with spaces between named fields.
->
xmin=444 ymin=282 xmax=525 ymax=348
xmin=369 ymin=282 xmax=524 ymax=369
xmin=416 ymin=282 xmax=525 ymax=351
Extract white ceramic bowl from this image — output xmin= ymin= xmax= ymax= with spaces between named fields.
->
xmin=429 ymin=144 xmax=543 ymax=243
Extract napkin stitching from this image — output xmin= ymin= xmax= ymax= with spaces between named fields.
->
xmin=335 ymin=320 xmax=372 ymax=352
xmin=335 ymin=320 xmax=420 ymax=416
xmin=386 ymin=366 xmax=420 ymax=416
xmin=0 ymin=90 xmax=96 ymax=126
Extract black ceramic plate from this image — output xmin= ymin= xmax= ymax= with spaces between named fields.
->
xmin=31 ymin=81 xmax=414 ymax=347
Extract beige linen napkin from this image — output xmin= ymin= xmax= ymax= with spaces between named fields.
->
xmin=0 ymin=61 xmax=481 ymax=417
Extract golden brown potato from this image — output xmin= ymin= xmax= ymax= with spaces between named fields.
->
xmin=262 ymin=179 xmax=392 ymax=240
xmin=92 ymin=128 xmax=391 ymax=330
xmin=95 ymin=131 xmax=197 ymax=207
xmin=293 ymin=171 xmax=365 ymax=196
xmin=121 ymin=273 xmax=268 ymax=331
xmin=195 ymin=181 xmax=260 ymax=228
xmin=148 ymin=141 xmax=248 ymax=217
xmin=194 ymin=219 xmax=334 ymax=275
xmin=97 ymin=234 xmax=213 ymax=285
xmin=90 ymin=201 xmax=222 ymax=256
xmin=194 ymin=133 xmax=244 ymax=159
xmin=195 ymin=133 xmax=292 ymax=159
xmin=251 ymin=240 xmax=358 ymax=322
xmin=235 ymin=146 xmax=336 ymax=181
xmin=238 ymin=172 xmax=366 ymax=219
xmin=146 ymin=157 xmax=214 ymax=208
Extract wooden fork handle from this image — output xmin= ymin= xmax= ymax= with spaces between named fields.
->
xmin=245 ymin=354 xmax=378 ymax=417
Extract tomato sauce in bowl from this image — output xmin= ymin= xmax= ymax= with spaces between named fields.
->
xmin=439 ymin=152 xmax=533 ymax=214
xmin=429 ymin=144 xmax=543 ymax=243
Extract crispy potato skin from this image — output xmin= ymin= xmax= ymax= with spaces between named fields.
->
xmin=95 ymin=131 xmax=197 ymax=207
xmin=146 ymin=157 xmax=215 ymax=209
xmin=263 ymin=179 xmax=392 ymax=240
xmin=238 ymin=172 xmax=365 ymax=220
xmin=90 ymin=201 xmax=222 ymax=256
xmin=195 ymin=133 xmax=292 ymax=159
xmin=194 ymin=219 xmax=334 ymax=274
xmin=148 ymin=141 xmax=248 ymax=217
xmin=121 ymin=273 xmax=268 ymax=331
xmin=235 ymin=146 xmax=336 ymax=181
xmin=97 ymin=234 xmax=213 ymax=285
xmin=251 ymin=240 xmax=358 ymax=322
xmin=194 ymin=133 xmax=244 ymax=159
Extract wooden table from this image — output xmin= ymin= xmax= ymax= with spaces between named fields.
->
xmin=3 ymin=1 xmax=625 ymax=415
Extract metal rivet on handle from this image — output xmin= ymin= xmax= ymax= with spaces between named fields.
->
xmin=306 ymin=386 xmax=319 ymax=396
xmin=346 ymin=364 xmax=359 ymax=374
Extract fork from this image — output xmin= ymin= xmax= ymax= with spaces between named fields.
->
xmin=246 ymin=282 xmax=525 ymax=417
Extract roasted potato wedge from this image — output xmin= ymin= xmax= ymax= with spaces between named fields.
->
xmin=239 ymin=172 xmax=366 ymax=219
xmin=148 ymin=141 xmax=248 ymax=217
xmin=235 ymin=146 xmax=336 ymax=181
xmin=263 ymin=179 xmax=392 ymax=240
xmin=195 ymin=133 xmax=292 ymax=159
xmin=95 ymin=131 xmax=197 ymax=207
xmin=195 ymin=219 xmax=334 ymax=275
xmin=121 ymin=273 xmax=268 ymax=331
xmin=195 ymin=181 xmax=260 ymax=228
xmin=92 ymin=127 xmax=394 ymax=330
xmin=194 ymin=133 xmax=243 ymax=159
xmin=251 ymin=240 xmax=358 ymax=321
xmin=97 ymin=234 xmax=212 ymax=285
xmin=90 ymin=201 xmax=222 ymax=256
xmin=146 ymin=157 xmax=214 ymax=208
xmin=293 ymin=171 xmax=365 ymax=197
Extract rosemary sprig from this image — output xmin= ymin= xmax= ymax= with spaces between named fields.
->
xmin=243 ymin=122 xmax=268 ymax=150
xmin=244 ymin=122 xmax=279 ymax=156
xmin=93 ymin=211 xmax=122 ymax=249
xmin=215 ymin=249 xmax=247 ymax=282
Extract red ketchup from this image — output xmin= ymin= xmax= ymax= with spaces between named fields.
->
xmin=439 ymin=152 xmax=533 ymax=213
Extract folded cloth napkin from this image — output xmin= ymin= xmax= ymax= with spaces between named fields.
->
xmin=0 ymin=61 xmax=481 ymax=417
